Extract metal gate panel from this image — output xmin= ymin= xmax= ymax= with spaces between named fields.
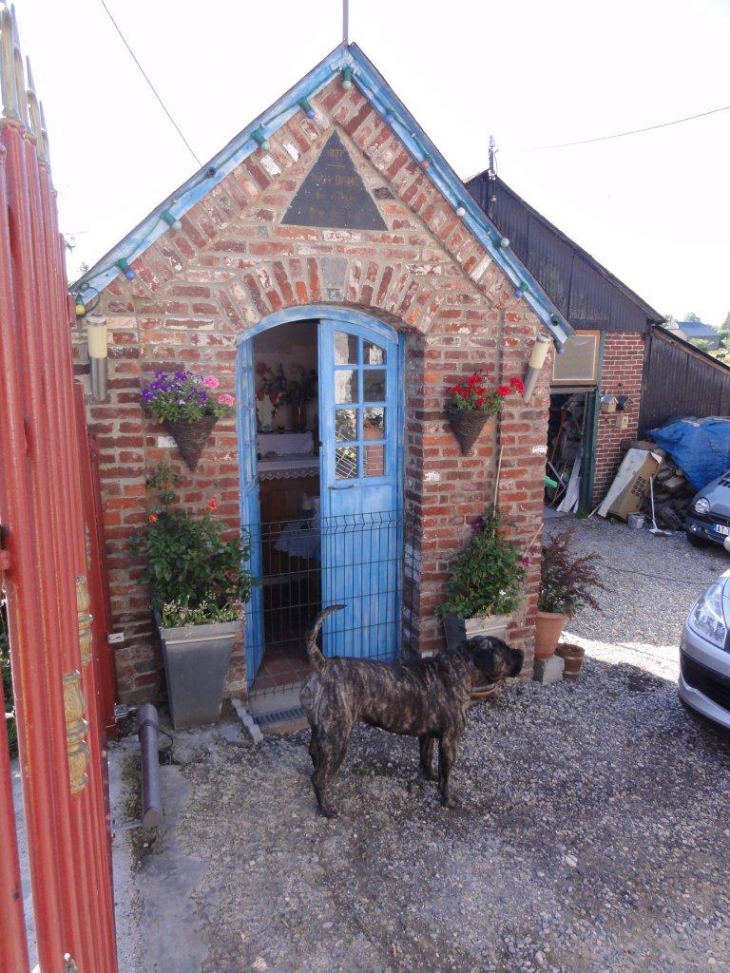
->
xmin=0 ymin=7 xmax=118 ymax=970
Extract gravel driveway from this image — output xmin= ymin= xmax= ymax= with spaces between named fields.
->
xmin=113 ymin=514 xmax=730 ymax=973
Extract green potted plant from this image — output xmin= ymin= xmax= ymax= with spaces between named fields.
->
xmin=438 ymin=508 xmax=526 ymax=650
xmin=535 ymin=529 xmax=606 ymax=661
xmin=445 ymin=372 xmax=525 ymax=455
xmin=140 ymin=370 xmax=236 ymax=470
xmin=130 ymin=465 xmax=252 ymax=729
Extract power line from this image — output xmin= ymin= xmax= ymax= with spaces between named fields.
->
xmin=100 ymin=0 xmax=202 ymax=167
xmin=518 ymin=102 xmax=730 ymax=151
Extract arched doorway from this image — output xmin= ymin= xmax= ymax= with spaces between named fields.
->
xmin=237 ymin=307 xmax=405 ymax=714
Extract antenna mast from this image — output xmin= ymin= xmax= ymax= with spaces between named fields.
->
xmin=343 ymin=0 xmax=349 ymax=44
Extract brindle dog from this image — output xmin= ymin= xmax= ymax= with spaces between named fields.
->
xmin=300 ymin=605 xmax=524 ymax=818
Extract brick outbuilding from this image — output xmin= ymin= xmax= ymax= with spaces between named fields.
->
xmin=71 ymin=45 xmax=572 ymax=714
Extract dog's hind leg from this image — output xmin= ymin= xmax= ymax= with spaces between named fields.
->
xmin=418 ymin=735 xmax=438 ymax=781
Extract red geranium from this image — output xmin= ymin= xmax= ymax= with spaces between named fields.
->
xmin=446 ymin=371 xmax=524 ymax=414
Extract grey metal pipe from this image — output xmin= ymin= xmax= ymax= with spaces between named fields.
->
xmin=137 ymin=703 xmax=164 ymax=827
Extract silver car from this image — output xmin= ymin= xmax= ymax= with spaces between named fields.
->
xmin=685 ymin=469 xmax=730 ymax=549
xmin=679 ymin=569 xmax=730 ymax=730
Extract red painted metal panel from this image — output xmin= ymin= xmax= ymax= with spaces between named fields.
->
xmin=0 ymin=13 xmax=119 ymax=968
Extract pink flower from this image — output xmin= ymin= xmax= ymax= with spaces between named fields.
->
xmin=217 ymin=393 xmax=235 ymax=406
xmin=202 ymin=375 xmax=220 ymax=389
xmin=208 ymin=498 xmax=218 ymax=510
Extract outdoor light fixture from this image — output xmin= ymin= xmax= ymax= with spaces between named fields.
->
xmin=116 ymin=258 xmax=135 ymax=280
xmin=161 ymin=209 xmax=182 ymax=230
xmin=522 ymin=331 xmax=552 ymax=402
xmin=455 ymin=201 xmax=467 ymax=217
xmin=299 ymin=97 xmax=316 ymax=118
xmin=86 ymin=315 xmax=108 ymax=402
xmin=252 ymin=128 xmax=270 ymax=150
xmin=341 ymin=66 xmax=353 ymax=89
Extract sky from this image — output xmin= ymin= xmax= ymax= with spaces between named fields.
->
xmin=12 ymin=0 xmax=730 ymax=326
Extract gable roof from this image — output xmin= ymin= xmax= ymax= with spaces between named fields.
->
xmin=73 ymin=44 xmax=572 ymax=346
xmin=466 ymin=170 xmax=664 ymax=333
xmin=676 ymin=321 xmax=718 ymax=339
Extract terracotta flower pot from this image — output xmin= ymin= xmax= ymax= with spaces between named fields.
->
xmin=556 ymin=642 xmax=586 ymax=679
xmin=534 ymin=610 xmax=567 ymax=660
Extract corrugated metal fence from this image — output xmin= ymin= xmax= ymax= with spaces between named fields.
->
xmin=0 ymin=6 xmax=118 ymax=970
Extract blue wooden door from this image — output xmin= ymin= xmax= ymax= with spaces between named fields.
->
xmin=318 ymin=316 xmax=403 ymax=660
xmin=237 ymin=337 xmax=265 ymax=685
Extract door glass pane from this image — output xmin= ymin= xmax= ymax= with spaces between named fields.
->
xmin=334 ymin=332 xmax=358 ymax=365
xmin=335 ymin=446 xmax=358 ymax=479
xmin=363 ymin=341 xmax=385 ymax=365
xmin=363 ymin=369 xmax=386 ymax=402
xmin=364 ymin=444 xmax=385 ymax=477
xmin=335 ymin=408 xmax=357 ymax=442
xmin=364 ymin=407 xmax=385 ymax=437
xmin=335 ymin=369 xmax=357 ymax=403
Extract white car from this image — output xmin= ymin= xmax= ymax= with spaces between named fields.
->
xmin=679 ymin=569 xmax=730 ymax=730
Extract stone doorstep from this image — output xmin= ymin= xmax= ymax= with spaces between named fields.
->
xmin=532 ymin=654 xmax=565 ymax=685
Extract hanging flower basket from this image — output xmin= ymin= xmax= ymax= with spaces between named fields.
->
xmin=445 ymin=405 xmax=492 ymax=455
xmin=163 ymin=415 xmax=218 ymax=471
xmin=444 ymin=373 xmax=524 ymax=456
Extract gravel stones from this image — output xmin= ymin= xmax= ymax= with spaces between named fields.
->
xmin=116 ymin=515 xmax=730 ymax=973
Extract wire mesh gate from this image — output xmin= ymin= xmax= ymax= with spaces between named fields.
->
xmin=0 ymin=8 xmax=118 ymax=969
xmin=247 ymin=510 xmax=410 ymax=709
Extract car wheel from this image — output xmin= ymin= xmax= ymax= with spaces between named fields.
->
xmin=687 ymin=533 xmax=711 ymax=548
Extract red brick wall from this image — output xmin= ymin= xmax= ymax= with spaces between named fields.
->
xmin=74 ymin=80 xmax=553 ymax=704
xmin=592 ymin=332 xmax=646 ymax=506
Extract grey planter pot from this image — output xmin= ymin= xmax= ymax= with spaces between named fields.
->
xmin=157 ymin=616 xmax=239 ymax=730
xmin=442 ymin=613 xmax=511 ymax=652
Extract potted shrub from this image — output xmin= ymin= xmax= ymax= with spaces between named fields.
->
xmin=130 ymin=465 xmax=252 ymax=729
xmin=536 ymin=529 xmax=606 ymax=660
xmin=445 ymin=372 xmax=524 ymax=455
xmin=438 ymin=508 xmax=526 ymax=650
xmin=140 ymin=370 xmax=236 ymax=470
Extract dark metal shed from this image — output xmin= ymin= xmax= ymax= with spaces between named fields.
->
xmin=640 ymin=326 xmax=730 ymax=433
xmin=466 ymin=171 xmax=664 ymax=332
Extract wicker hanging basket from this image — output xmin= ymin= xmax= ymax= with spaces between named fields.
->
xmin=445 ymin=405 xmax=492 ymax=456
xmin=163 ymin=414 xmax=218 ymax=471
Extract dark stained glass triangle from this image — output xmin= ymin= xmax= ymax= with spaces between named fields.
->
xmin=281 ymin=131 xmax=387 ymax=231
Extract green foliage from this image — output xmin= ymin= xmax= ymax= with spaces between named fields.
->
xmin=1 ymin=600 xmax=17 ymax=758
xmin=130 ymin=464 xmax=251 ymax=627
xmin=538 ymin=530 xmax=606 ymax=617
xmin=439 ymin=509 xmax=526 ymax=618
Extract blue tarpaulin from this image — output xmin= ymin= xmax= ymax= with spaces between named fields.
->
xmin=648 ymin=417 xmax=730 ymax=491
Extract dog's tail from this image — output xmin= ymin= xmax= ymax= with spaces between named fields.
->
xmin=305 ymin=604 xmax=345 ymax=670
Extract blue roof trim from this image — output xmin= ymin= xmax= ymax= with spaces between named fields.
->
xmin=74 ymin=44 xmax=572 ymax=346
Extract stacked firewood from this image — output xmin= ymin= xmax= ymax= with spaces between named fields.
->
xmin=621 ymin=440 xmax=698 ymax=529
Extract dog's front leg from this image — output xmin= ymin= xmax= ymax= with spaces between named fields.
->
xmin=418 ymin=735 xmax=438 ymax=781
xmin=437 ymin=735 xmax=460 ymax=808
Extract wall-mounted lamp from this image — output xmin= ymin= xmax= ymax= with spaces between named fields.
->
xmin=86 ymin=315 xmax=108 ymax=402
xmin=522 ymin=331 xmax=552 ymax=402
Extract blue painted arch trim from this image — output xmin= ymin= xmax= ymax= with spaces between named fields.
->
xmin=234 ymin=304 xmax=399 ymax=345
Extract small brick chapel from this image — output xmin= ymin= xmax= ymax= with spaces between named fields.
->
xmin=71 ymin=44 xmax=573 ymax=712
